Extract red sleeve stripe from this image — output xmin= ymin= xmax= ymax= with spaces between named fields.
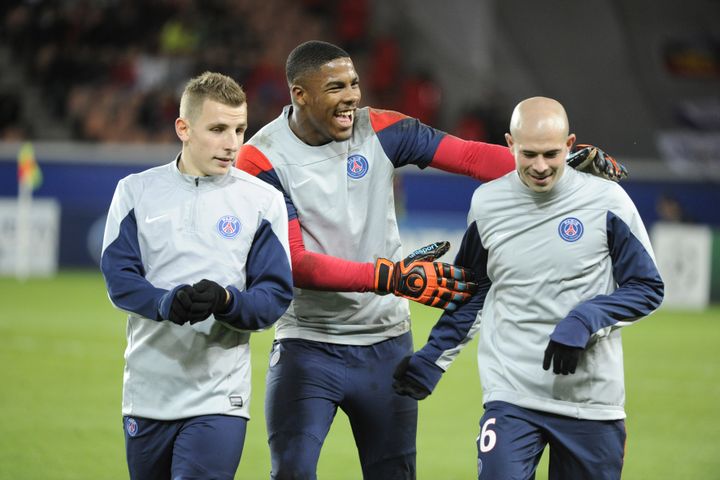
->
xmin=368 ymin=108 xmax=409 ymax=133
xmin=431 ymin=135 xmax=515 ymax=182
xmin=236 ymin=144 xmax=273 ymax=175
xmin=289 ymin=218 xmax=375 ymax=292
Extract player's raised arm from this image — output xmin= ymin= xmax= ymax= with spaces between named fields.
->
xmin=237 ymin=139 xmax=474 ymax=310
xmin=368 ymin=108 xmax=628 ymax=182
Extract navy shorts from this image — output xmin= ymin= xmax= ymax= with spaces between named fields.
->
xmin=265 ymin=332 xmax=417 ymax=480
xmin=476 ymin=401 xmax=626 ymax=480
xmin=123 ymin=414 xmax=247 ymax=480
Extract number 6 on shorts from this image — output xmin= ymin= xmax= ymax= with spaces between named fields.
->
xmin=478 ymin=417 xmax=497 ymax=453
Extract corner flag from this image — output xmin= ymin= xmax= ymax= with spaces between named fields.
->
xmin=18 ymin=142 xmax=42 ymax=191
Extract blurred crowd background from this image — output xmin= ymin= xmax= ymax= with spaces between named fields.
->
xmin=0 ymin=0 xmax=466 ymax=144
xmin=1 ymin=0 xmax=716 ymax=160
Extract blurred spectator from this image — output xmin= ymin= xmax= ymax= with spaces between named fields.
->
xmin=398 ymin=70 xmax=442 ymax=125
xmin=335 ymin=0 xmax=369 ymax=54
xmin=366 ymin=36 xmax=401 ymax=104
xmin=0 ymin=92 xmax=28 ymax=140
xmin=452 ymin=107 xmax=491 ymax=142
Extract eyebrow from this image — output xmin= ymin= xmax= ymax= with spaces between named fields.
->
xmin=208 ymin=121 xmax=247 ymax=129
xmin=522 ymin=149 xmax=562 ymax=156
xmin=324 ymin=80 xmax=347 ymax=89
xmin=324 ymin=75 xmax=359 ymax=89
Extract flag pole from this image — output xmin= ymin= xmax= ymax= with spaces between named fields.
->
xmin=15 ymin=178 xmax=32 ymax=280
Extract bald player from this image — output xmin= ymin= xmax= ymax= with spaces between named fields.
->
xmin=393 ymin=97 xmax=664 ymax=479
xmin=236 ymin=41 xmax=629 ymax=480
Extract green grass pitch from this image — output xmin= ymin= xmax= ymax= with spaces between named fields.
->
xmin=1 ymin=271 xmax=718 ymax=479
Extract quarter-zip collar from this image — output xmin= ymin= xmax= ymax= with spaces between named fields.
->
xmin=171 ymin=152 xmax=233 ymax=189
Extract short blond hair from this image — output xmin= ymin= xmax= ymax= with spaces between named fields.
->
xmin=179 ymin=71 xmax=246 ymax=120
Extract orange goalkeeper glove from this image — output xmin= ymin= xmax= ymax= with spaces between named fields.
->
xmin=374 ymin=241 xmax=477 ymax=311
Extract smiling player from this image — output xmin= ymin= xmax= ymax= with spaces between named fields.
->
xmin=235 ymin=41 xmax=629 ymax=480
xmin=393 ymin=97 xmax=664 ymax=479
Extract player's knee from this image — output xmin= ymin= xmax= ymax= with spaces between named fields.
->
xmin=269 ymin=432 xmax=322 ymax=480
xmin=271 ymin=455 xmax=317 ymax=480
xmin=361 ymin=453 xmax=416 ymax=480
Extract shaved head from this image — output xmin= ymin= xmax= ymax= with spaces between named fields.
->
xmin=509 ymin=97 xmax=569 ymax=142
xmin=505 ymin=97 xmax=575 ymax=193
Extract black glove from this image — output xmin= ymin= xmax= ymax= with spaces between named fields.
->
xmin=542 ymin=340 xmax=583 ymax=375
xmin=191 ymin=279 xmax=230 ymax=321
xmin=168 ymin=285 xmax=214 ymax=325
xmin=566 ymin=144 xmax=628 ymax=181
xmin=392 ymin=356 xmax=431 ymax=400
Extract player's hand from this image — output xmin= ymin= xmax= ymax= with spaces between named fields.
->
xmin=190 ymin=279 xmax=231 ymax=322
xmin=374 ymin=241 xmax=477 ymax=311
xmin=566 ymin=144 xmax=628 ymax=182
xmin=392 ymin=356 xmax=431 ymax=400
xmin=168 ymin=285 xmax=216 ymax=325
xmin=542 ymin=340 xmax=583 ymax=375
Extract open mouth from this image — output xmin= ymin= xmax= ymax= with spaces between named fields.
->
xmin=334 ymin=110 xmax=354 ymax=128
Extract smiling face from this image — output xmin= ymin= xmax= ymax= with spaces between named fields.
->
xmin=175 ymin=99 xmax=248 ymax=177
xmin=506 ymin=128 xmax=574 ymax=193
xmin=289 ymin=57 xmax=361 ymax=146
xmin=505 ymin=97 xmax=575 ymax=193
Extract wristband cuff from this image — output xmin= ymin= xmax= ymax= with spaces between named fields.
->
xmin=374 ymin=258 xmax=394 ymax=294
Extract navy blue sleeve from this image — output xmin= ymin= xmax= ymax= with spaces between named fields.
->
xmin=375 ymin=117 xmax=446 ymax=169
xmin=550 ymin=211 xmax=665 ymax=348
xmin=404 ymin=221 xmax=492 ymax=391
xmin=100 ymin=209 xmax=174 ymax=320
xmin=216 ymin=219 xmax=293 ymax=330
xmin=257 ymin=169 xmax=298 ymax=221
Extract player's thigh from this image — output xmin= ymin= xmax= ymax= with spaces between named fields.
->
xmin=123 ymin=416 xmax=177 ymax=480
xmin=546 ymin=417 xmax=625 ymax=480
xmin=343 ymin=333 xmax=417 ymax=477
xmin=265 ymin=339 xmax=344 ymax=438
xmin=171 ymin=414 xmax=247 ymax=480
xmin=476 ymin=402 xmax=546 ymax=480
xmin=265 ymin=339 xmax=344 ymax=475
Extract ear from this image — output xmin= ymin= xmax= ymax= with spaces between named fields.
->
xmin=505 ymin=133 xmax=514 ymax=149
xmin=566 ymin=133 xmax=576 ymax=149
xmin=290 ymin=84 xmax=306 ymax=106
xmin=175 ymin=117 xmax=190 ymax=142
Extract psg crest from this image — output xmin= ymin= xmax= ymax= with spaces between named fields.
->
xmin=217 ymin=215 xmax=242 ymax=239
xmin=126 ymin=417 xmax=138 ymax=437
xmin=347 ymin=154 xmax=369 ymax=179
xmin=558 ymin=217 xmax=584 ymax=242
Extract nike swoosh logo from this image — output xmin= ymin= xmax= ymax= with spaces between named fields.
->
xmin=145 ymin=214 xmax=168 ymax=223
xmin=290 ymin=178 xmax=313 ymax=189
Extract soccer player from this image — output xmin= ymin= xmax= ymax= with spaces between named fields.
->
xmin=393 ymin=96 xmax=664 ymax=479
xmin=236 ymin=40 xmax=628 ymax=479
xmin=100 ymin=72 xmax=293 ymax=480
